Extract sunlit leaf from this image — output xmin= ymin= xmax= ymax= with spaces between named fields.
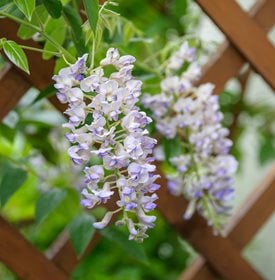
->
xmin=18 ymin=5 xmax=48 ymax=39
xmin=43 ymin=18 xmax=66 ymax=59
xmin=13 ymin=0 xmax=35 ymax=20
xmin=3 ymin=40 xmax=30 ymax=74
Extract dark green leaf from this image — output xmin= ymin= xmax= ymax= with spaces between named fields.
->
xmin=83 ymin=0 xmax=99 ymax=33
xmin=63 ymin=5 xmax=88 ymax=56
xmin=69 ymin=213 xmax=95 ymax=257
xmin=172 ymin=0 xmax=188 ymax=18
xmin=162 ymin=136 xmax=182 ymax=162
xmin=0 ymin=123 xmax=16 ymax=142
xmin=101 ymin=227 xmax=148 ymax=263
xmin=35 ymin=189 xmax=67 ymax=223
xmin=3 ymin=40 xmax=30 ymax=74
xmin=13 ymin=0 xmax=35 ymax=20
xmin=259 ymin=134 xmax=275 ymax=165
xmin=0 ymin=160 xmax=27 ymax=207
xmin=42 ymin=0 xmax=62 ymax=18
xmin=0 ymin=0 xmax=10 ymax=10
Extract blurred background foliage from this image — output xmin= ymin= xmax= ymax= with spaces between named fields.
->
xmin=0 ymin=0 xmax=274 ymax=279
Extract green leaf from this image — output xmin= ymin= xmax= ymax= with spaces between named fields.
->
xmin=2 ymin=40 xmax=30 ymax=74
xmin=172 ymin=0 xmax=188 ymax=18
xmin=83 ymin=0 xmax=99 ymax=33
xmin=43 ymin=18 xmax=66 ymax=59
xmin=0 ymin=160 xmax=28 ymax=207
xmin=35 ymin=188 xmax=67 ymax=223
xmin=42 ymin=0 xmax=62 ymax=19
xmin=63 ymin=5 xmax=88 ymax=56
xmin=162 ymin=136 xmax=182 ymax=162
xmin=101 ymin=227 xmax=148 ymax=264
xmin=69 ymin=213 xmax=95 ymax=257
xmin=13 ymin=0 xmax=35 ymax=20
xmin=259 ymin=133 xmax=275 ymax=165
xmin=18 ymin=5 xmax=48 ymax=40
xmin=0 ymin=0 xmax=10 ymax=10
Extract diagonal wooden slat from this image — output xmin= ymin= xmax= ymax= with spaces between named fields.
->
xmin=196 ymin=0 xmax=275 ymax=90
xmin=0 ymin=216 xmax=67 ymax=280
xmin=193 ymin=0 xmax=275 ymax=94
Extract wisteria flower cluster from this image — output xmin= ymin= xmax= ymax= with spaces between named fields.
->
xmin=53 ymin=48 xmax=160 ymax=241
xmin=142 ymin=42 xmax=238 ymax=231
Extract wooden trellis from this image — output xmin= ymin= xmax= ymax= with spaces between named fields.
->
xmin=0 ymin=0 xmax=274 ymax=279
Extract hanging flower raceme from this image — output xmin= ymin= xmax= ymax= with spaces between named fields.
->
xmin=142 ymin=42 xmax=238 ymax=232
xmin=53 ymin=49 xmax=159 ymax=242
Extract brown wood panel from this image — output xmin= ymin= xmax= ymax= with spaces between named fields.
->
xmin=0 ymin=217 xmax=67 ymax=280
xmin=0 ymin=65 xmax=30 ymax=120
xmin=197 ymin=0 xmax=275 ymax=90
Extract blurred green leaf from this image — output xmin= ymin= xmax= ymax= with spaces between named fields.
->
xmin=63 ymin=5 xmax=88 ymax=56
xmin=101 ymin=227 xmax=148 ymax=264
xmin=172 ymin=0 xmax=188 ymax=18
xmin=0 ymin=0 xmax=10 ymax=9
xmin=69 ymin=213 xmax=95 ymax=257
xmin=162 ymin=136 xmax=182 ymax=162
xmin=2 ymin=40 xmax=30 ymax=74
xmin=259 ymin=133 xmax=275 ymax=165
xmin=35 ymin=188 xmax=66 ymax=223
xmin=42 ymin=0 xmax=62 ymax=19
xmin=13 ymin=0 xmax=35 ymax=20
xmin=83 ymin=0 xmax=99 ymax=33
xmin=0 ymin=159 xmax=27 ymax=207
xmin=43 ymin=17 xmax=66 ymax=59
xmin=0 ymin=124 xmax=16 ymax=142
xmin=18 ymin=5 xmax=48 ymax=39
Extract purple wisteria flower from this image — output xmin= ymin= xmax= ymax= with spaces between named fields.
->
xmin=53 ymin=49 xmax=159 ymax=241
xmin=142 ymin=41 xmax=238 ymax=231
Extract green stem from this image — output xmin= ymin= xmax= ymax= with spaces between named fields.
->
xmin=90 ymin=33 xmax=95 ymax=69
xmin=20 ymin=45 xmax=61 ymax=56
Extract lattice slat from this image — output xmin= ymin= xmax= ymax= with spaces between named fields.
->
xmin=197 ymin=0 xmax=275 ymax=90
xmin=0 ymin=1 xmax=274 ymax=279
xmin=0 ymin=217 xmax=67 ymax=280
